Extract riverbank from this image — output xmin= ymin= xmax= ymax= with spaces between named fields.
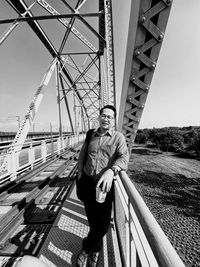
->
xmin=127 ymin=145 xmax=200 ymax=267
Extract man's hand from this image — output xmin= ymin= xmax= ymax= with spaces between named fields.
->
xmin=96 ymin=169 xmax=114 ymax=193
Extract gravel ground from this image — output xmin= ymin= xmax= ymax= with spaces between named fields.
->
xmin=127 ymin=145 xmax=200 ymax=267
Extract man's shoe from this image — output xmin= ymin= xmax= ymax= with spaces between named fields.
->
xmin=77 ymin=250 xmax=89 ymax=267
xmin=88 ymin=252 xmax=100 ymax=267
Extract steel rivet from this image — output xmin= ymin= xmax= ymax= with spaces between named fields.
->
xmin=135 ymin=49 xmax=141 ymax=56
xmin=158 ymin=34 xmax=164 ymax=41
xmin=140 ymin=15 xmax=146 ymax=23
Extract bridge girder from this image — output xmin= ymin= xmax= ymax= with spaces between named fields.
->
xmin=118 ymin=0 xmax=173 ymax=150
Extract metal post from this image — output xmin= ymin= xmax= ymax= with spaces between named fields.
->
xmin=28 ymin=144 xmax=34 ymax=169
xmin=41 ymin=141 xmax=47 ymax=163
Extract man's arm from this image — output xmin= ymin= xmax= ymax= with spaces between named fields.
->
xmin=111 ymin=132 xmax=129 ymax=171
xmin=77 ymin=142 xmax=87 ymax=179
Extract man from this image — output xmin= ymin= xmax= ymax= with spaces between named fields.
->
xmin=77 ymin=105 xmax=129 ymax=267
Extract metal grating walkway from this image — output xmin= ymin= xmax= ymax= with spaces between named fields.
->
xmin=37 ymin=184 xmax=122 ymax=267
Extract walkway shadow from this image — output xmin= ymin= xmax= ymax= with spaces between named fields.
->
xmin=37 ymin=191 xmax=90 ymax=267
xmin=129 ymin=170 xmax=200 ymax=219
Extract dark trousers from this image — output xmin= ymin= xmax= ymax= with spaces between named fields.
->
xmin=82 ymin=186 xmax=113 ymax=253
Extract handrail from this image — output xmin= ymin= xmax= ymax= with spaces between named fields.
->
xmin=114 ymin=171 xmax=185 ymax=267
xmin=0 ymin=134 xmax=85 ymax=184
xmin=0 ymin=134 xmax=70 ymax=151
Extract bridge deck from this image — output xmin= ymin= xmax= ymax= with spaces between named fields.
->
xmin=37 ymin=184 xmax=122 ymax=267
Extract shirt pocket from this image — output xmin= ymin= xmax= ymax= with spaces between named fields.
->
xmin=101 ymin=144 xmax=116 ymax=156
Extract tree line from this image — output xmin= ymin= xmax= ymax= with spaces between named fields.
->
xmin=135 ymin=126 xmax=200 ymax=158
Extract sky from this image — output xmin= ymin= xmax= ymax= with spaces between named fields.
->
xmin=0 ymin=0 xmax=199 ymax=132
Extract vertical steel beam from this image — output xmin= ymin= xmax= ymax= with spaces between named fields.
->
xmin=56 ymin=63 xmax=63 ymax=137
xmin=99 ymin=0 xmax=116 ymax=107
xmin=104 ymin=0 xmax=116 ymax=106
xmin=118 ymin=0 xmax=173 ymax=150
xmin=59 ymin=74 xmax=75 ymax=134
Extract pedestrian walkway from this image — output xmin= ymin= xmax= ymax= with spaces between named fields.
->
xmin=37 ymin=184 xmax=122 ymax=266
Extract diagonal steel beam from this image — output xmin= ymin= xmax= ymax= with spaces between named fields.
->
xmin=60 ymin=0 xmax=106 ymax=43
xmin=37 ymin=0 xmax=98 ymax=53
xmin=7 ymin=0 xmax=89 ymax=116
xmin=0 ymin=13 xmax=103 ymax=24
xmin=72 ymin=55 xmax=99 ymax=84
xmin=6 ymin=0 xmax=58 ymax=59
xmin=68 ymin=55 xmax=93 ymax=91
xmin=59 ymin=0 xmax=85 ymax=55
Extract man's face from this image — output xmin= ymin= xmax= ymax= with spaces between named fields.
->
xmin=98 ymin=108 xmax=115 ymax=130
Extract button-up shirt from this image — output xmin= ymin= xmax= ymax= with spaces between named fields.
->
xmin=78 ymin=128 xmax=129 ymax=180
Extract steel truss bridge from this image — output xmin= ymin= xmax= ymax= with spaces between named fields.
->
xmin=0 ymin=1 xmax=186 ymax=267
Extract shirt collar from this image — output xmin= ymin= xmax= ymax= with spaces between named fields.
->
xmin=94 ymin=127 xmax=114 ymax=137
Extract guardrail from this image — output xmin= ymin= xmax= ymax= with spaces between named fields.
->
xmin=0 ymin=137 xmax=185 ymax=267
xmin=0 ymin=134 xmax=85 ymax=184
xmin=114 ymin=171 xmax=185 ymax=267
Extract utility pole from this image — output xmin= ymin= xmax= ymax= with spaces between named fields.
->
xmin=50 ymin=122 xmax=52 ymax=138
xmin=16 ymin=116 xmax=20 ymax=129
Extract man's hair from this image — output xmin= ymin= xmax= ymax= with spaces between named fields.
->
xmin=100 ymin=105 xmax=116 ymax=118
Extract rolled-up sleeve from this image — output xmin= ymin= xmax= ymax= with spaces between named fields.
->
xmin=113 ymin=133 xmax=129 ymax=170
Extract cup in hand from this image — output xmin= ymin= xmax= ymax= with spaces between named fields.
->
xmin=96 ymin=187 xmax=107 ymax=203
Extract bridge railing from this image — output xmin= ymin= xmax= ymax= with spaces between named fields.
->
xmin=0 ymin=134 xmax=84 ymax=185
xmin=114 ymin=171 xmax=185 ymax=267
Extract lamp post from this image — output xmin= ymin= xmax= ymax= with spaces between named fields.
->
xmin=7 ymin=115 xmax=21 ymax=129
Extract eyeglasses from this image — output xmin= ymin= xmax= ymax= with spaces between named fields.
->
xmin=100 ymin=114 xmax=114 ymax=120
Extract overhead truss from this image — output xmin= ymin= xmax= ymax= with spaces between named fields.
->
xmin=0 ymin=0 xmax=116 ymax=152
xmin=1 ymin=0 xmax=173 ymax=154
